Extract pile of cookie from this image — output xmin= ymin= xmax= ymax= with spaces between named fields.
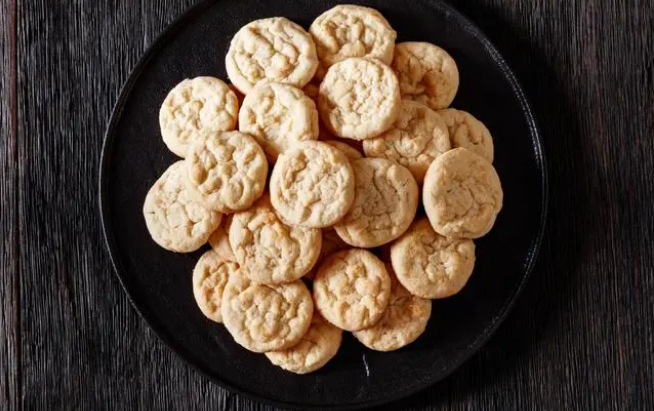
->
xmin=143 ymin=4 xmax=503 ymax=374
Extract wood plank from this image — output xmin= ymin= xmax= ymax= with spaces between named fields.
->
xmin=0 ymin=0 xmax=19 ymax=410
xmin=13 ymin=0 xmax=654 ymax=410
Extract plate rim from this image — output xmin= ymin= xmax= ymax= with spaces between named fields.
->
xmin=98 ymin=0 xmax=549 ymax=409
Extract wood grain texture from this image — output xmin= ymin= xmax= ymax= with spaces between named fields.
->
xmin=1 ymin=0 xmax=19 ymax=410
xmin=4 ymin=0 xmax=654 ymax=410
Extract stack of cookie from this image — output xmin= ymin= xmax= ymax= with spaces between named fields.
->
xmin=143 ymin=4 xmax=503 ymax=374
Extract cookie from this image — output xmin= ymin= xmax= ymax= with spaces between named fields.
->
xmin=265 ymin=313 xmax=342 ymax=374
xmin=334 ymin=158 xmax=419 ymax=248
xmin=186 ymin=130 xmax=268 ymax=213
xmin=229 ymin=196 xmax=322 ymax=284
xmin=159 ymin=77 xmax=239 ymax=157
xmin=437 ymin=109 xmax=494 ymax=163
xmin=353 ymin=267 xmax=431 ymax=351
xmin=221 ymin=276 xmax=314 ymax=352
xmin=270 ymin=141 xmax=356 ymax=228
xmin=423 ymin=148 xmax=503 ymax=238
xmin=390 ymin=218 xmax=476 ymax=298
xmin=363 ymin=100 xmax=451 ymax=182
xmin=226 ymin=17 xmax=318 ymax=94
xmin=239 ymin=81 xmax=319 ymax=161
xmin=313 ymin=249 xmax=391 ymax=331
xmin=304 ymin=230 xmax=350 ymax=281
xmin=143 ymin=161 xmax=222 ymax=253
xmin=208 ymin=224 xmax=235 ymax=261
xmin=318 ymin=58 xmax=401 ymax=140
xmin=309 ymin=5 xmax=396 ymax=78
xmin=323 ymin=140 xmax=363 ymax=162
xmin=192 ymin=249 xmax=239 ymax=323
xmin=391 ymin=42 xmax=459 ymax=110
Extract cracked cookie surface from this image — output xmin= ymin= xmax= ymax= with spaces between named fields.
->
xmin=265 ymin=313 xmax=342 ymax=374
xmin=391 ymin=42 xmax=459 ymax=110
xmin=353 ymin=267 xmax=431 ymax=351
xmin=143 ymin=161 xmax=222 ymax=252
xmin=226 ymin=17 xmax=318 ymax=94
xmin=239 ymin=82 xmax=319 ymax=161
xmin=334 ymin=158 xmax=419 ymax=248
xmin=270 ymin=141 xmax=355 ymax=228
xmin=309 ymin=5 xmax=396 ymax=78
xmin=438 ymin=109 xmax=494 ymax=163
xmin=159 ymin=77 xmax=239 ymax=157
xmin=229 ymin=196 xmax=321 ymax=284
xmin=186 ymin=130 xmax=267 ymax=213
xmin=363 ymin=100 xmax=451 ymax=182
xmin=222 ymin=275 xmax=313 ymax=352
xmin=192 ymin=249 xmax=239 ymax=323
xmin=423 ymin=148 xmax=503 ymax=238
xmin=318 ymin=58 xmax=401 ymax=140
xmin=313 ymin=249 xmax=391 ymax=331
xmin=391 ymin=218 xmax=476 ymax=298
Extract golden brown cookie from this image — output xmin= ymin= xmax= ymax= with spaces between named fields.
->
xmin=265 ymin=313 xmax=342 ymax=374
xmin=313 ymin=249 xmax=391 ymax=331
xmin=334 ymin=158 xmax=419 ymax=248
xmin=391 ymin=42 xmax=459 ymax=110
xmin=229 ymin=196 xmax=322 ymax=284
xmin=423 ymin=148 xmax=503 ymax=238
xmin=309 ymin=5 xmax=396 ymax=78
xmin=363 ymin=100 xmax=451 ymax=182
xmin=186 ymin=130 xmax=268 ymax=213
xmin=437 ymin=109 xmax=494 ymax=163
xmin=143 ymin=161 xmax=222 ymax=253
xmin=353 ymin=267 xmax=431 ymax=351
xmin=323 ymin=140 xmax=363 ymax=162
xmin=390 ymin=218 xmax=476 ymax=298
xmin=208 ymin=224 xmax=235 ymax=261
xmin=222 ymin=276 xmax=314 ymax=352
xmin=270 ymin=141 xmax=356 ymax=228
xmin=192 ymin=249 xmax=239 ymax=323
xmin=239 ymin=81 xmax=319 ymax=161
xmin=159 ymin=77 xmax=239 ymax=157
xmin=225 ymin=17 xmax=318 ymax=94
xmin=318 ymin=58 xmax=401 ymax=140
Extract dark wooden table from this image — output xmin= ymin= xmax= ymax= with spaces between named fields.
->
xmin=2 ymin=0 xmax=653 ymax=410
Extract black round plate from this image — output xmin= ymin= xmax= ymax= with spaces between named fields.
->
xmin=99 ymin=0 xmax=547 ymax=409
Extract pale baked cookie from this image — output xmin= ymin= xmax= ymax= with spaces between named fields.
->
xmin=304 ymin=230 xmax=350 ymax=281
xmin=437 ymin=109 xmax=494 ymax=163
xmin=423 ymin=148 xmax=503 ymax=238
xmin=363 ymin=100 xmax=451 ymax=182
xmin=159 ymin=77 xmax=239 ymax=157
xmin=143 ymin=161 xmax=222 ymax=253
xmin=222 ymin=276 xmax=313 ymax=352
xmin=186 ymin=130 xmax=268 ymax=213
xmin=239 ymin=81 xmax=319 ymax=161
xmin=270 ymin=141 xmax=356 ymax=228
xmin=208 ymin=225 xmax=235 ymax=261
xmin=391 ymin=218 xmax=476 ymax=298
xmin=353 ymin=267 xmax=431 ymax=351
xmin=318 ymin=58 xmax=401 ymax=140
xmin=229 ymin=196 xmax=322 ymax=284
xmin=323 ymin=140 xmax=363 ymax=162
xmin=391 ymin=42 xmax=459 ymax=110
xmin=334 ymin=158 xmax=419 ymax=248
xmin=225 ymin=17 xmax=318 ymax=94
xmin=192 ymin=249 xmax=239 ymax=323
xmin=309 ymin=5 xmax=396 ymax=78
xmin=265 ymin=313 xmax=342 ymax=374
xmin=313 ymin=249 xmax=391 ymax=331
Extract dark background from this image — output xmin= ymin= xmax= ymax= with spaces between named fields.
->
xmin=1 ymin=0 xmax=653 ymax=410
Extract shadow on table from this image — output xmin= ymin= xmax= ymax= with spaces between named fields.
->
xmin=384 ymin=2 xmax=604 ymax=410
